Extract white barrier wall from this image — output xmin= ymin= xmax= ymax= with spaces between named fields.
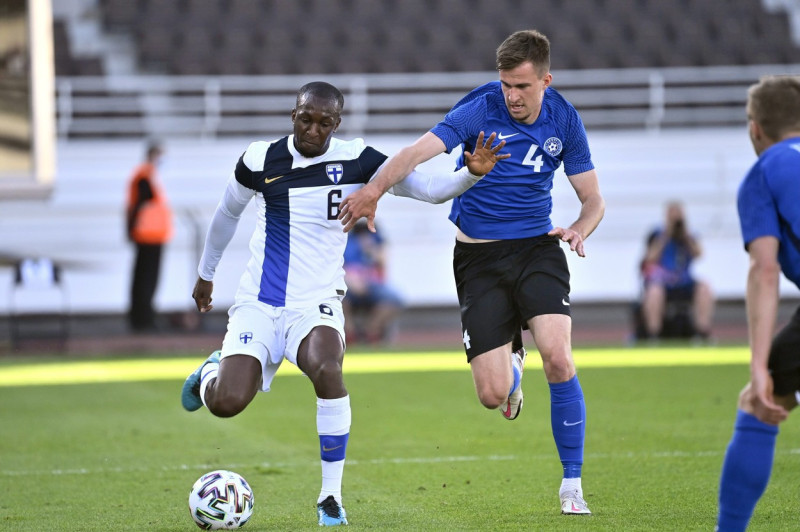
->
xmin=0 ymin=128 xmax=798 ymax=315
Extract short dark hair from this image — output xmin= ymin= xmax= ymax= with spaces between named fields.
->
xmin=146 ymin=140 xmax=163 ymax=160
xmin=296 ymin=81 xmax=345 ymax=113
xmin=496 ymin=30 xmax=550 ymax=74
xmin=747 ymin=75 xmax=800 ymax=141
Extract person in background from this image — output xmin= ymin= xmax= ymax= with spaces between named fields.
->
xmin=125 ymin=141 xmax=172 ymax=331
xmin=640 ymin=201 xmax=714 ymax=340
xmin=716 ymin=75 xmax=800 ymax=531
xmin=342 ymin=219 xmax=404 ymax=344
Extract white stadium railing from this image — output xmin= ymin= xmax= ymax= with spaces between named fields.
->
xmin=4 ymin=64 xmax=799 ymax=316
xmin=56 ymin=64 xmax=800 ymax=139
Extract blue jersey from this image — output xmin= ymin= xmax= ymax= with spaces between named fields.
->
xmin=647 ymin=228 xmax=697 ymax=288
xmin=431 ymin=81 xmax=594 ymax=239
xmin=737 ymin=136 xmax=800 ymax=287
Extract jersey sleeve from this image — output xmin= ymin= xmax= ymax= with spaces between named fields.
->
xmin=560 ymin=105 xmax=594 ymax=177
xmin=358 ymin=145 xmax=388 ymax=181
xmin=197 ymin=175 xmax=253 ymax=280
xmin=766 ymin=149 xmax=800 ymax=244
xmin=235 ymin=141 xmax=271 ymax=189
xmin=430 ymin=96 xmax=488 ymax=154
xmin=737 ymin=163 xmax=780 ymax=249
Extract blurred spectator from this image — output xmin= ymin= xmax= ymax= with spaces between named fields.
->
xmin=125 ymin=141 xmax=172 ymax=331
xmin=639 ymin=201 xmax=714 ymax=340
xmin=343 ymin=220 xmax=403 ymax=344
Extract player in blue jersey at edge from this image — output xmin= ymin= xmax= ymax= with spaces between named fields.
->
xmin=716 ymin=75 xmax=800 ymax=531
xmin=339 ymin=30 xmax=605 ymax=515
xmin=180 ymin=81 xmax=508 ymax=527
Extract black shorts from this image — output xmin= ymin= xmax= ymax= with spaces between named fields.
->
xmin=769 ymin=305 xmax=800 ymax=396
xmin=453 ymin=234 xmax=570 ymax=361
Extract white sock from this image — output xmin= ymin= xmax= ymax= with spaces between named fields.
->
xmin=317 ymin=396 xmax=351 ymax=505
xmin=319 ymin=460 xmax=346 ymax=504
xmin=198 ymin=362 xmax=219 ymax=409
xmin=559 ymin=477 xmax=583 ymax=497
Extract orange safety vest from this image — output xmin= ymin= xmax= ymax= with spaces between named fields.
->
xmin=126 ymin=163 xmax=173 ymax=245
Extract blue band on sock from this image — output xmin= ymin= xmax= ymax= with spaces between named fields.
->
xmin=549 ymin=376 xmax=586 ymax=478
xmin=320 ymin=433 xmax=349 ymax=462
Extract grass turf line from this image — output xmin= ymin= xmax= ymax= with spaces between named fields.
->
xmin=0 ymin=346 xmax=750 ymax=387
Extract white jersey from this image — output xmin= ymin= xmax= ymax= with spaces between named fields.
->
xmin=198 ymin=134 xmax=485 ymax=310
xmin=230 ymin=135 xmax=386 ymax=308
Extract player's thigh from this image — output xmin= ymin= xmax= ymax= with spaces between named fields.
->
xmin=216 ymin=354 xmax=263 ymax=399
xmin=453 ymin=242 xmax=518 ymax=361
xmin=221 ymin=301 xmax=284 ymax=392
xmin=769 ymin=306 xmax=800 ymax=397
xmin=286 ymin=298 xmax=346 ymax=370
xmin=469 ymin=344 xmax=514 ymax=390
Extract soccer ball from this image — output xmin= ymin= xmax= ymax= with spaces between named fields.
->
xmin=188 ymin=470 xmax=254 ymax=530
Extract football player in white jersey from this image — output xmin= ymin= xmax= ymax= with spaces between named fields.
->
xmin=180 ymin=81 xmax=508 ymax=526
xmin=339 ymin=31 xmax=605 ymax=515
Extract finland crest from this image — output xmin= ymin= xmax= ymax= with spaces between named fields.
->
xmin=326 ymin=163 xmax=344 ymax=184
xmin=543 ymin=137 xmax=563 ymax=157
xmin=240 ymin=331 xmax=253 ymax=344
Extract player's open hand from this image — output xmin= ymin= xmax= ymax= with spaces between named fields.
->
xmin=339 ymin=185 xmax=381 ymax=233
xmin=464 ymin=131 xmax=510 ymax=176
xmin=192 ymin=277 xmax=214 ymax=312
xmin=549 ymin=226 xmax=586 ymax=257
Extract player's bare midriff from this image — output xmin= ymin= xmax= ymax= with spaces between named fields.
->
xmin=455 ymin=228 xmax=499 ymax=243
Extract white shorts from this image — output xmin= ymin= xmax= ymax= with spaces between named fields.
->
xmin=220 ymin=298 xmax=345 ymax=392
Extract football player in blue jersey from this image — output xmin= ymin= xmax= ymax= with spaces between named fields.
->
xmin=716 ymin=75 xmax=800 ymax=532
xmin=180 ymin=81 xmax=508 ymax=527
xmin=339 ymin=30 xmax=604 ymax=515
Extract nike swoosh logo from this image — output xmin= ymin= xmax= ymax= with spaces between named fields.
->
xmin=322 ymin=444 xmax=343 ymax=452
xmin=497 ymin=132 xmax=519 ymax=140
xmin=563 ymin=419 xmax=584 ymax=426
xmin=264 ymin=175 xmax=284 ymax=184
xmin=562 ymin=299 xmax=570 ymax=306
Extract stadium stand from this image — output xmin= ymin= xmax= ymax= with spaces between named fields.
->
xmin=3 ymin=0 xmax=800 ymax=354
xmin=91 ymin=0 xmax=800 ymax=75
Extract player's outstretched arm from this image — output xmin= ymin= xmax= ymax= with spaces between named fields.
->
xmin=389 ymin=131 xmax=508 ymax=204
xmin=339 ymin=132 xmax=446 ymax=232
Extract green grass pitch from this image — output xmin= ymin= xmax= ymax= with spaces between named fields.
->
xmin=0 ymin=346 xmax=798 ymax=531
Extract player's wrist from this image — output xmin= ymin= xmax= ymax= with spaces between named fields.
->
xmin=457 ymin=166 xmax=484 ymax=180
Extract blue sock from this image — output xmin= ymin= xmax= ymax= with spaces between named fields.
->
xmin=717 ymin=410 xmax=778 ymax=532
xmin=549 ymin=376 xmax=586 ymax=478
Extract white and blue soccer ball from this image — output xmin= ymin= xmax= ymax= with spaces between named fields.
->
xmin=188 ymin=470 xmax=254 ymax=530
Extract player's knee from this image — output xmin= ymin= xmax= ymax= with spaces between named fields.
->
xmin=207 ymin=388 xmax=251 ymax=418
xmin=306 ymin=357 xmax=344 ymax=386
xmin=736 ymin=383 xmax=755 ymax=413
xmin=475 ymin=383 xmax=508 ymax=409
xmin=540 ymin=352 xmax=575 ymax=382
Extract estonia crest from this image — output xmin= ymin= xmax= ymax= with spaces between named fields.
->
xmin=543 ymin=137 xmax=563 ymax=157
xmin=326 ymin=163 xmax=344 ymax=184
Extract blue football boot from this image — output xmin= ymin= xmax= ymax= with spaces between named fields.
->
xmin=181 ymin=350 xmax=220 ymax=412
